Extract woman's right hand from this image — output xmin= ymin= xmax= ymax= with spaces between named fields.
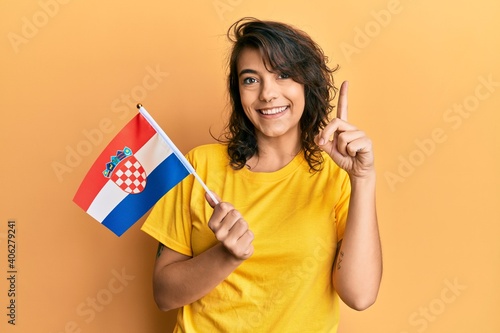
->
xmin=206 ymin=192 xmax=254 ymax=261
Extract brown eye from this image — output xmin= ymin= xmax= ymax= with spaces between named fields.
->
xmin=242 ymin=77 xmax=258 ymax=85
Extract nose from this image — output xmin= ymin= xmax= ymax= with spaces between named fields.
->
xmin=259 ymin=78 xmax=279 ymax=103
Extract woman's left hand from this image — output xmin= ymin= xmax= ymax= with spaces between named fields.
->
xmin=315 ymin=81 xmax=375 ymax=180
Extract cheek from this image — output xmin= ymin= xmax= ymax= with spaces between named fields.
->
xmin=239 ymin=88 xmax=250 ymax=106
xmin=239 ymin=90 xmax=259 ymax=114
xmin=238 ymin=93 xmax=253 ymax=118
xmin=289 ymin=84 xmax=305 ymax=104
xmin=292 ymin=89 xmax=306 ymax=112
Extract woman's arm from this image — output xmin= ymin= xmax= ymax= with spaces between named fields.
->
xmin=332 ymin=173 xmax=382 ymax=310
xmin=316 ymin=81 xmax=382 ymax=310
xmin=154 ymin=243 xmax=243 ymax=311
xmin=153 ymin=194 xmax=254 ymax=311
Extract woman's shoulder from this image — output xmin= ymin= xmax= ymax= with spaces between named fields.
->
xmin=186 ymin=143 xmax=228 ymax=164
xmin=187 ymin=143 xmax=226 ymax=156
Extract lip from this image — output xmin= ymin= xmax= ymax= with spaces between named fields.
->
xmin=257 ymin=105 xmax=289 ymax=116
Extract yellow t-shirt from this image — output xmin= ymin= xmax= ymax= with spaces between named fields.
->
xmin=142 ymin=144 xmax=351 ymax=333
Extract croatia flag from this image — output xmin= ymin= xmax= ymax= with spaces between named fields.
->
xmin=73 ymin=108 xmax=191 ymax=236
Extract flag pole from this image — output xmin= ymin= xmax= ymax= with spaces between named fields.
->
xmin=136 ymin=104 xmax=219 ymax=205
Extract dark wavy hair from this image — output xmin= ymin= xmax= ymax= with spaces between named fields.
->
xmin=221 ymin=17 xmax=338 ymax=172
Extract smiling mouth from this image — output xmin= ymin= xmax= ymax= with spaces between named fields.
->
xmin=258 ymin=106 xmax=288 ymax=115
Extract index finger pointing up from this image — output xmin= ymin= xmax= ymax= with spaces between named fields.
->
xmin=336 ymin=81 xmax=349 ymax=121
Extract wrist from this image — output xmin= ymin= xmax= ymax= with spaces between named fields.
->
xmin=349 ymin=170 xmax=376 ymax=189
xmin=215 ymin=243 xmax=246 ymax=267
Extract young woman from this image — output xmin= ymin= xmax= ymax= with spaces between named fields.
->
xmin=142 ymin=17 xmax=382 ymax=332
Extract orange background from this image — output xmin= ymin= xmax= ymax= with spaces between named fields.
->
xmin=1 ymin=0 xmax=499 ymax=332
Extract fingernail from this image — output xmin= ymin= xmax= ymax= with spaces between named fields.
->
xmin=318 ymin=138 xmax=325 ymax=145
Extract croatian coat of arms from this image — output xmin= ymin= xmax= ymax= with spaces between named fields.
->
xmin=103 ymin=147 xmax=147 ymax=194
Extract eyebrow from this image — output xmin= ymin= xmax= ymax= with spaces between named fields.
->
xmin=238 ymin=69 xmax=258 ymax=77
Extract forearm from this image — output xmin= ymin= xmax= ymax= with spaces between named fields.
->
xmin=333 ymin=173 xmax=382 ymax=310
xmin=154 ymin=243 xmax=243 ymax=311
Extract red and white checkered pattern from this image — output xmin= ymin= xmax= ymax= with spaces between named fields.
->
xmin=111 ymin=156 xmax=147 ymax=194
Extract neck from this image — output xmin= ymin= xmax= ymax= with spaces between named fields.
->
xmin=246 ymin=136 xmax=302 ymax=172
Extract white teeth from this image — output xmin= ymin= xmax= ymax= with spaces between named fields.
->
xmin=260 ymin=106 xmax=288 ymax=115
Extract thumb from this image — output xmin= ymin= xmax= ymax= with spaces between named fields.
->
xmin=205 ymin=191 xmax=222 ymax=208
xmin=315 ymin=133 xmax=336 ymax=156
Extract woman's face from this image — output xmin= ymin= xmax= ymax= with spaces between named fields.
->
xmin=237 ymin=47 xmax=305 ymax=143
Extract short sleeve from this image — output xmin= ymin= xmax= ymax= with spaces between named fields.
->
xmin=141 ymin=172 xmax=196 ymax=257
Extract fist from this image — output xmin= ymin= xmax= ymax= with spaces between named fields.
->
xmin=206 ymin=193 xmax=254 ymax=261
